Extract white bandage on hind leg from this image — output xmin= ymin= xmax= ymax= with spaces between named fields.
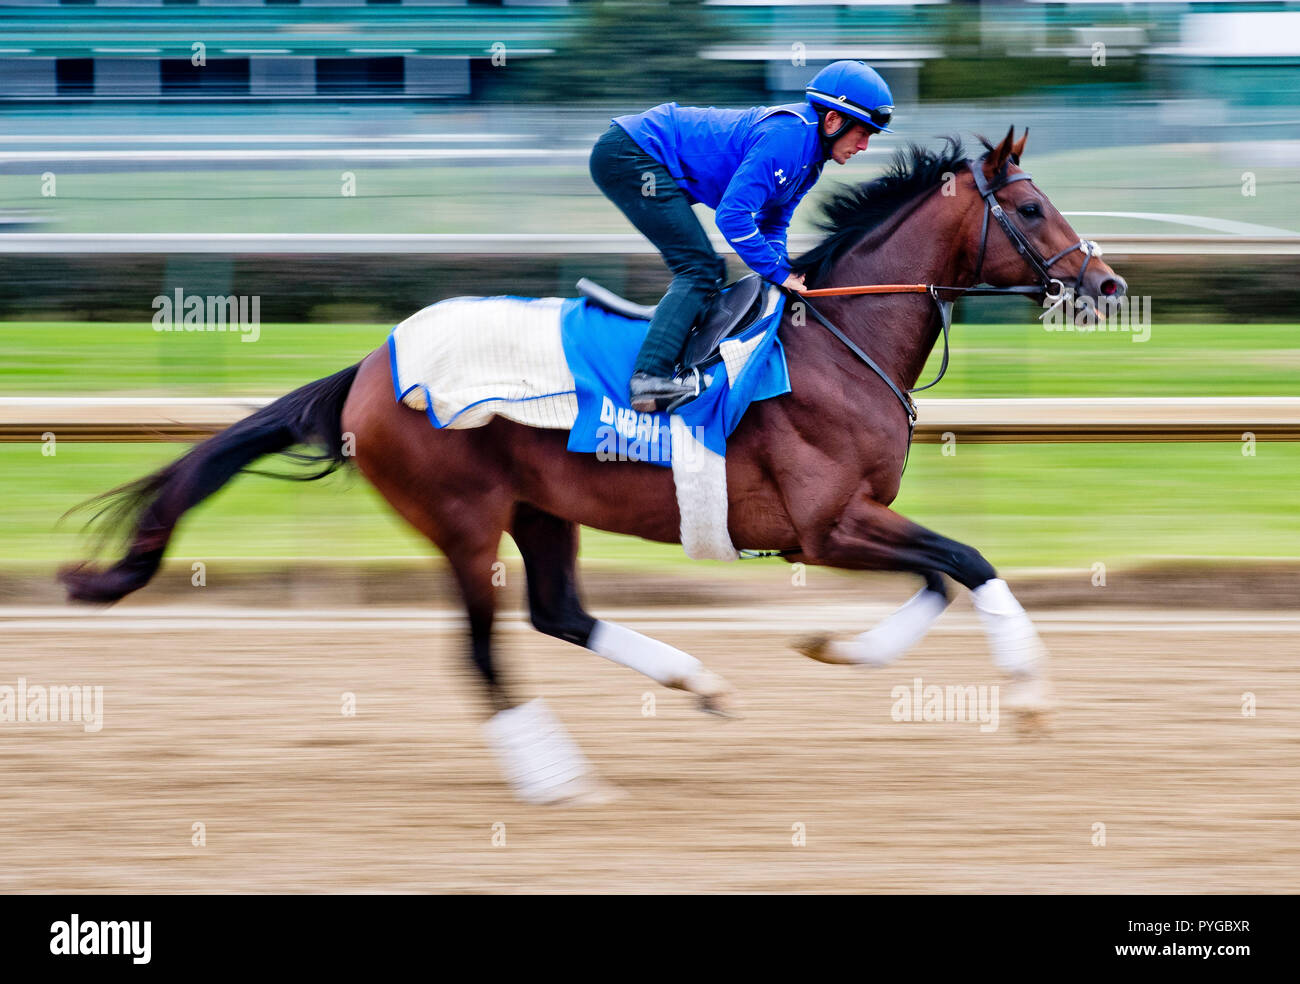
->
xmin=589 ymin=619 xmax=703 ymax=689
xmin=825 ymin=588 xmax=950 ymax=666
xmin=971 ymin=578 xmax=1046 ymax=674
xmin=483 ymin=699 xmax=595 ymax=804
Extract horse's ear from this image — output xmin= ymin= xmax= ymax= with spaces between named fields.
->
xmin=1011 ymin=128 xmax=1029 ymax=164
xmin=983 ymin=126 xmax=1016 ymax=178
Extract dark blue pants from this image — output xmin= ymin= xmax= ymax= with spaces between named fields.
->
xmin=589 ymin=125 xmax=727 ymax=378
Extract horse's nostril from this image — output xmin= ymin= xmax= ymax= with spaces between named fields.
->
xmin=1099 ymin=276 xmax=1126 ymax=298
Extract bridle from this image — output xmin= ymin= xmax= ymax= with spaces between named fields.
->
xmin=966 ymin=156 xmax=1103 ymax=306
xmin=793 ymin=154 xmax=1104 ymax=434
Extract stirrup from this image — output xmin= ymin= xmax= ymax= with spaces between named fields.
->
xmin=663 ymin=367 xmax=702 ymax=414
xmin=629 ymin=368 xmax=700 ymax=414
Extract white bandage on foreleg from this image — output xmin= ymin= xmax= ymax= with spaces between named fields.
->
xmin=824 ymin=588 xmax=950 ymax=666
xmin=971 ymin=578 xmax=1046 ymax=674
xmin=588 ymin=619 xmax=703 ymax=688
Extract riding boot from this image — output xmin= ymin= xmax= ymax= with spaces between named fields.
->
xmin=628 ymin=285 xmax=718 ymax=413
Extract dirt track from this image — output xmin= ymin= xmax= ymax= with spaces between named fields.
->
xmin=2 ymin=601 xmax=1297 ymax=893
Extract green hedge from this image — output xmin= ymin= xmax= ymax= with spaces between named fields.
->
xmin=3 ymin=254 xmax=1296 ymax=325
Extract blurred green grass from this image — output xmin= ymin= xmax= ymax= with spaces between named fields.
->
xmin=4 ymin=441 xmax=1295 ymax=572
xmin=1 ymin=320 xmax=1296 ymax=397
xmin=0 ymin=321 xmax=380 ymax=397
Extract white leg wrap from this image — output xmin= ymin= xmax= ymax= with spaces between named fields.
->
xmin=482 ymin=699 xmax=596 ymax=804
xmin=589 ymin=619 xmax=703 ymax=688
xmin=824 ymin=588 xmax=950 ymax=666
xmin=971 ymin=578 xmax=1047 ymax=674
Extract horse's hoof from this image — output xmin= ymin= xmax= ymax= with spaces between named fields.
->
xmin=556 ymin=779 xmax=626 ymax=807
xmin=1004 ymin=672 xmax=1055 ymax=735
xmin=697 ymin=693 xmax=740 ymax=719
xmin=683 ymin=669 xmax=740 ymax=718
xmin=1004 ymin=671 xmax=1054 ymax=709
xmin=1014 ymin=706 xmax=1053 ymax=736
xmin=792 ymin=634 xmax=834 ymax=663
xmin=793 ymin=635 xmax=875 ymax=665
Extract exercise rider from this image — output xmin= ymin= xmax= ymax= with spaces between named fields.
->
xmin=588 ymin=60 xmax=895 ymax=413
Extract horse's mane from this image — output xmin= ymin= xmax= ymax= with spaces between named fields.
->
xmin=793 ymin=136 xmax=981 ymax=287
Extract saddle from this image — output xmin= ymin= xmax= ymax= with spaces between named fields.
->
xmin=576 ymin=274 xmax=765 ymax=372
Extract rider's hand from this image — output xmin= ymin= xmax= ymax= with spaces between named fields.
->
xmin=782 ymin=273 xmax=807 ymax=293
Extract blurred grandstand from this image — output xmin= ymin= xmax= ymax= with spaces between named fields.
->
xmin=0 ymin=1 xmax=1297 ymax=323
xmin=0 ymin=0 xmax=1297 ymax=106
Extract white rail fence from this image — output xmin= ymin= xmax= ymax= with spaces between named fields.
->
xmin=1 ymin=233 xmax=1298 ymax=255
xmin=3 ymin=397 xmax=1297 ymax=443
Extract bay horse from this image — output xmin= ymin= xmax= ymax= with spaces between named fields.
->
xmin=61 ymin=128 xmax=1126 ymax=803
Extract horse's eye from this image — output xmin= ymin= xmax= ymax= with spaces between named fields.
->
xmin=1018 ymin=202 xmax=1042 ymax=218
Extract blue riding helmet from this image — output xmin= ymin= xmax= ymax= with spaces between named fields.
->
xmin=805 ymin=61 xmax=895 ymax=134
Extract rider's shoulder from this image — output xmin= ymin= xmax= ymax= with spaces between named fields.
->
xmin=746 ymin=104 xmax=821 ymax=157
xmin=756 ymin=103 xmax=821 ymax=128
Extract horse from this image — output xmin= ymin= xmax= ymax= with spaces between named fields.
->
xmin=60 ymin=127 xmax=1126 ymax=803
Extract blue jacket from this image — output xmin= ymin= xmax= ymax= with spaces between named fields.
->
xmin=613 ymin=102 xmax=827 ymax=284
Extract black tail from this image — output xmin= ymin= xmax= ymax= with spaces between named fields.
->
xmin=60 ymin=364 xmax=360 ymax=604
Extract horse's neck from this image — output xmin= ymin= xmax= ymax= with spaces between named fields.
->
xmin=812 ymin=193 xmax=970 ymax=391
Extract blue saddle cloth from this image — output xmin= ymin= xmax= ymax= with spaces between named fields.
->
xmin=560 ymin=292 xmax=790 ymax=467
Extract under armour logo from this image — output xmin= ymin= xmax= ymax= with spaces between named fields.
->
xmin=774 ymin=168 xmax=787 ymax=184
